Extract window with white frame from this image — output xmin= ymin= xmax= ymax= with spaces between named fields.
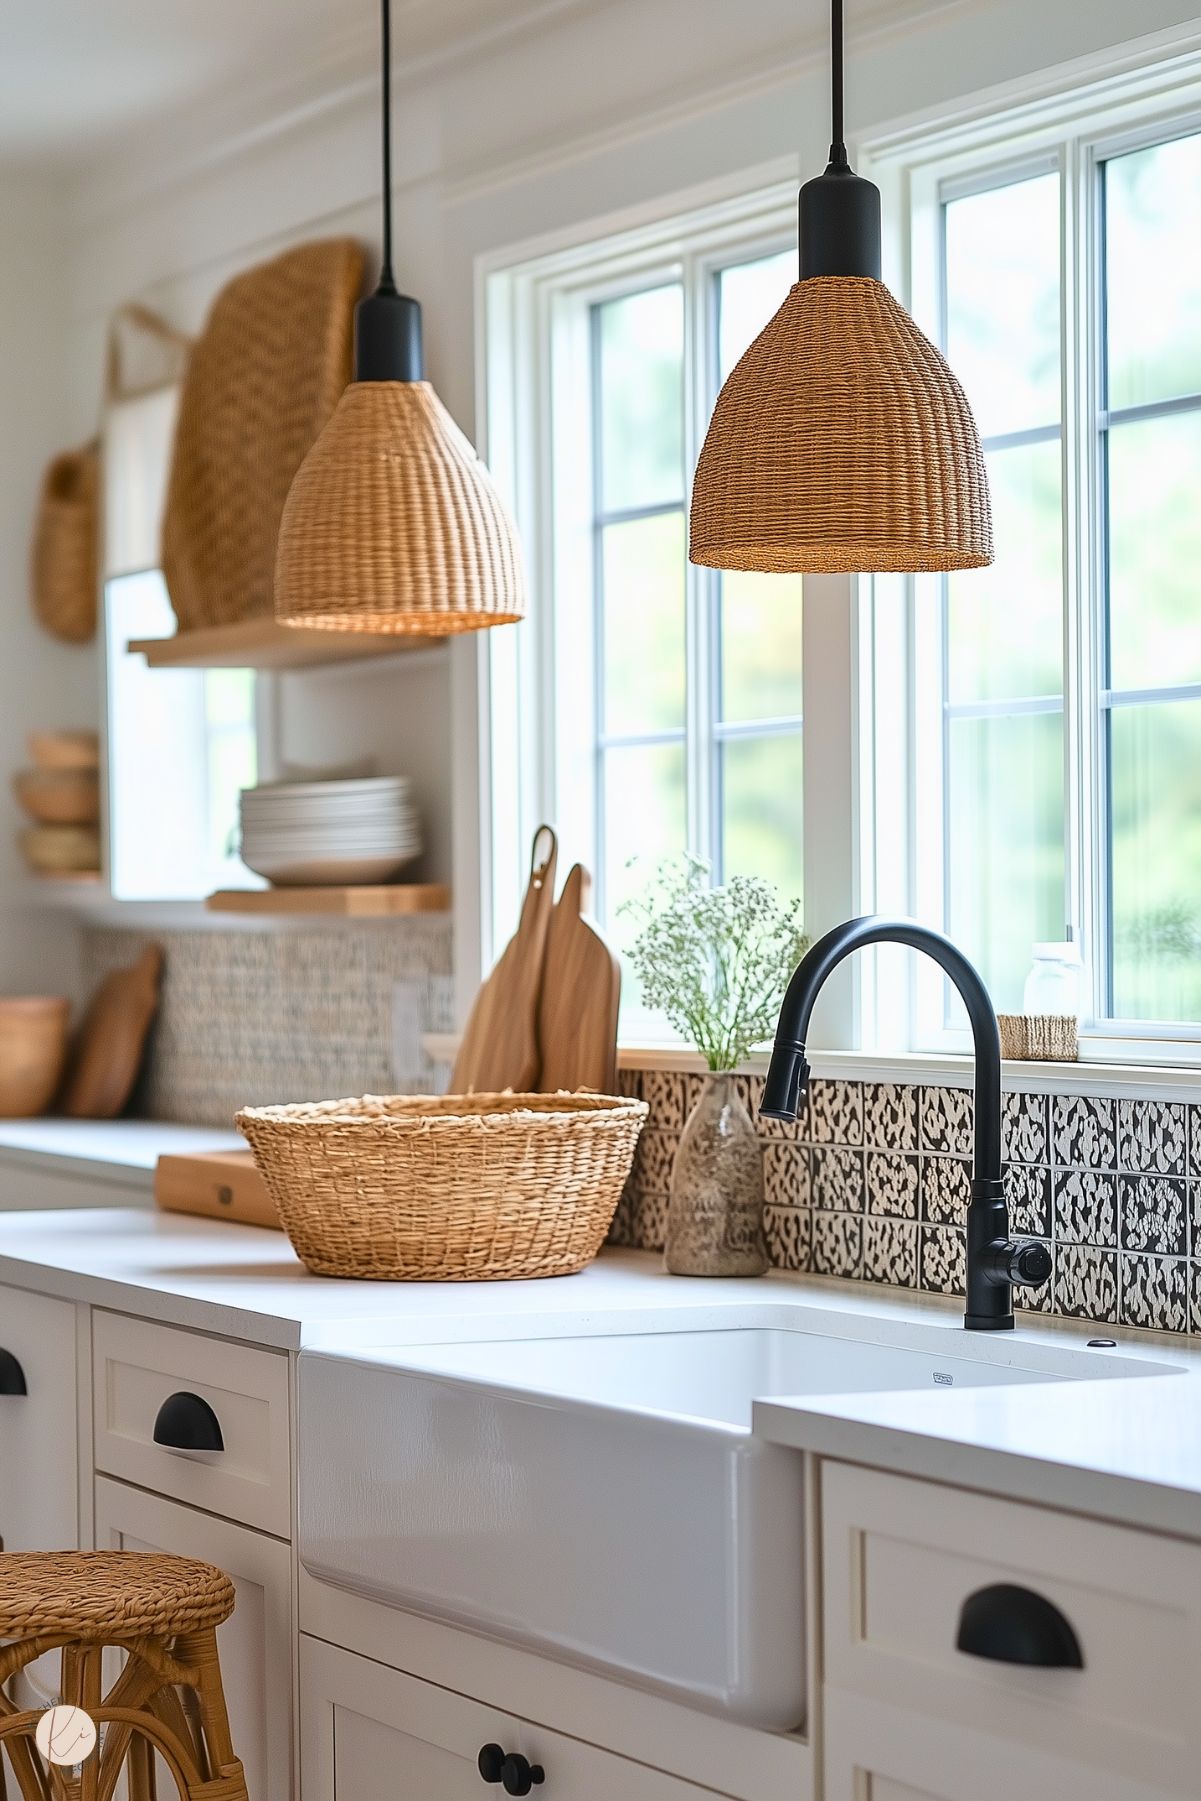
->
xmin=104 ymin=385 xmax=259 ymax=901
xmin=486 ymin=182 xmax=804 ymax=991
xmin=874 ymin=59 xmax=1201 ymax=1057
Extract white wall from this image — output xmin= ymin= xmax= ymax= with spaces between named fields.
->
xmin=10 ymin=0 xmax=1198 ymax=998
xmin=0 ymin=176 xmax=92 ymax=997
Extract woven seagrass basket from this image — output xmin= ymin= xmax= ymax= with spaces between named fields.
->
xmin=162 ymin=238 xmax=363 ymax=632
xmin=237 ymin=1091 xmax=647 ymax=1281
xmin=31 ymin=443 xmax=99 ymax=643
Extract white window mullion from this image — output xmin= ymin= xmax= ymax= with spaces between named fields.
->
xmin=682 ymin=248 xmax=716 ymax=871
xmin=1070 ymin=132 xmax=1107 ymax=1029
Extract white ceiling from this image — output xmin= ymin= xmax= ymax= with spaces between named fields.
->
xmin=0 ymin=0 xmax=541 ymax=164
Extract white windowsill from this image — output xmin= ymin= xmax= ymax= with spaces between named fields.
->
xmin=421 ymin=1034 xmax=1201 ymax=1103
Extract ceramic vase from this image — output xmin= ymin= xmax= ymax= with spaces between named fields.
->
xmin=664 ymin=1072 xmax=768 ymax=1277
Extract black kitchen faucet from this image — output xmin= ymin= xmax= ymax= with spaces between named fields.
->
xmin=761 ymin=916 xmax=1052 ymax=1329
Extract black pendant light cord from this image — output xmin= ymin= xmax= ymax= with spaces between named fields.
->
xmin=797 ymin=0 xmax=880 ymax=279
xmin=379 ymin=0 xmax=396 ymax=293
xmin=354 ymin=0 xmax=424 ymax=380
xmin=829 ymin=0 xmax=849 ymax=169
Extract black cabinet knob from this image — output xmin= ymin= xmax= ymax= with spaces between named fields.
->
xmin=957 ymin=1582 xmax=1083 ymax=1669
xmin=478 ymin=1745 xmax=506 ymax=1784
xmin=501 ymin=1754 xmax=544 ymax=1796
xmin=0 ymin=1348 xmax=27 ymax=1396
xmin=152 ymin=1391 xmax=224 ymax=1452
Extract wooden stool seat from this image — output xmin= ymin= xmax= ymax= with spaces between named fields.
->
xmin=0 ymin=1549 xmax=248 ymax=1801
xmin=0 ymin=1552 xmax=235 ymax=1641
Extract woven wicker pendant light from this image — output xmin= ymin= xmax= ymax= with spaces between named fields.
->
xmin=275 ymin=0 xmax=525 ymax=634
xmin=690 ymin=0 xmax=992 ymax=575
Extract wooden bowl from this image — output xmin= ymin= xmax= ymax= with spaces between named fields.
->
xmin=0 ymin=998 xmax=69 ymax=1116
xmin=18 ymin=825 xmax=101 ymax=875
xmin=27 ymin=730 xmax=100 ymax=771
xmin=13 ymin=768 xmax=100 ymax=826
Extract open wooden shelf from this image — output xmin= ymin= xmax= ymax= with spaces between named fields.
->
xmin=128 ymin=616 xmax=441 ymax=671
xmin=206 ymin=884 xmax=451 ymax=918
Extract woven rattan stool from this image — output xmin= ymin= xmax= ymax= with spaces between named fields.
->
xmin=0 ymin=1551 xmax=249 ymax=1801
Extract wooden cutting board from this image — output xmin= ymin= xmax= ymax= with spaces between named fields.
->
xmin=59 ymin=944 xmax=163 ymax=1119
xmin=155 ymin=1149 xmax=280 ymax=1229
xmin=451 ymin=826 xmax=558 ymax=1094
xmin=537 ymin=863 xmax=621 ymax=1095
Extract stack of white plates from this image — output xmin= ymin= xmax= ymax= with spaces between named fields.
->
xmin=239 ymin=777 xmax=422 ymax=887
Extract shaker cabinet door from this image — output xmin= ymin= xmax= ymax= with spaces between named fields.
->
xmin=0 ymin=1283 xmax=78 ymax=1553
xmin=94 ymin=1476 xmax=293 ymax=1801
xmin=301 ymin=1636 xmax=718 ymax=1801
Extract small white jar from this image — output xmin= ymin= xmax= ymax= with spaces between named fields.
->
xmin=1022 ymin=941 xmax=1083 ymax=1017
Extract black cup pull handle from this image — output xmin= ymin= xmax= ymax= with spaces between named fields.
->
xmin=153 ymin=1391 xmax=224 ymax=1452
xmin=0 ymin=1349 xmax=27 ymax=1396
xmin=501 ymin=1754 xmax=544 ymax=1796
xmin=956 ymin=1582 xmax=1083 ymax=1669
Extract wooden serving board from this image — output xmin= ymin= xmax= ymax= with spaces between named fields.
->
xmin=60 ymin=944 xmax=163 ymax=1119
xmin=451 ymin=826 xmax=558 ymax=1094
xmin=537 ymin=863 xmax=621 ymax=1095
xmin=155 ymin=1149 xmax=280 ymax=1230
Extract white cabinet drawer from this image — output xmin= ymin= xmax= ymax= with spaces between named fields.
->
xmin=0 ymin=1284 xmax=79 ymax=1553
xmin=823 ymin=1687 xmax=1188 ymax=1801
xmin=822 ymin=1461 xmax=1201 ymax=1797
xmin=301 ymin=1636 xmax=720 ymax=1801
xmin=92 ymin=1311 xmax=290 ymax=1537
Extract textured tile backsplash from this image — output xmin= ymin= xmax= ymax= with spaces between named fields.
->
xmin=612 ymin=1067 xmax=1201 ymax=1335
xmin=80 ymin=921 xmax=454 ymax=1126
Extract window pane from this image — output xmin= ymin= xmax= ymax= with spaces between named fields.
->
xmin=601 ymin=511 xmax=686 ymax=735
xmin=947 ymin=710 xmax=1064 ymax=1012
xmin=716 ymin=244 xmax=804 ymax=909
xmin=1107 ymin=411 xmax=1201 ymax=691
xmin=720 ymin=733 xmax=803 ymax=895
xmin=1105 ymin=133 xmax=1201 ymax=412
xmin=947 ymin=438 xmax=1063 ymax=704
xmin=944 ymin=172 xmax=1060 ymax=437
xmin=1110 ymin=700 xmax=1201 ymax=1022
xmin=205 ymin=670 xmax=257 ymax=876
xmin=720 ymin=570 xmax=803 ymax=723
xmin=596 ymin=286 xmax=683 ymax=512
xmin=718 ymin=250 xmax=794 ymax=382
xmin=602 ymin=741 xmax=686 ymax=934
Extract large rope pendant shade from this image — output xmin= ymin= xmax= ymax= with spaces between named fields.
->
xmin=274 ymin=0 xmax=525 ymax=636
xmin=690 ymin=0 xmax=992 ymax=576
xmin=690 ymin=276 xmax=992 ymax=574
xmin=275 ymin=383 xmax=525 ymax=633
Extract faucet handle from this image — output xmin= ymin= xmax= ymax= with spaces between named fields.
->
xmin=990 ymin=1239 xmax=1052 ymax=1289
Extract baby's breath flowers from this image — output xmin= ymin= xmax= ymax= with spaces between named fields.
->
xmin=621 ymin=856 xmax=807 ymax=1072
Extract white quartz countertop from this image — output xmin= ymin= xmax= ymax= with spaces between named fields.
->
xmin=755 ymin=1360 xmax=1201 ymax=1539
xmin=0 ymin=1208 xmax=857 ymax=1350
xmin=0 ymin=1206 xmax=1199 ymax=1536
xmin=0 ymin=1119 xmax=243 ymax=1187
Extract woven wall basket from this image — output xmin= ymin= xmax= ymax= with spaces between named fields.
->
xmin=274 ymin=381 xmax=527 ymax=634
xmin=31 ymin=443 xmax=100 ymax=643
xmin=162 ymin=238 xmax=363 ymax=632
xmin=690 ymin=276 xmax=992 ymax=574
xmin=237 ymin=1091 xmax=647 ymax=1280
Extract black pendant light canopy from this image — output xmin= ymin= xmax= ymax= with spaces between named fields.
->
xmin=690 ymin=0 xmax=993 ymax=575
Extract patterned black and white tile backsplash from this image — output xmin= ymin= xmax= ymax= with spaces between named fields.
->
xmin=612 ymin=1066 xmax=1201 ymax=1336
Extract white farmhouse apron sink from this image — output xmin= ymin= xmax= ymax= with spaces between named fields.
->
xmin=297 ymin=1311 xmax=1177 ymax=1731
